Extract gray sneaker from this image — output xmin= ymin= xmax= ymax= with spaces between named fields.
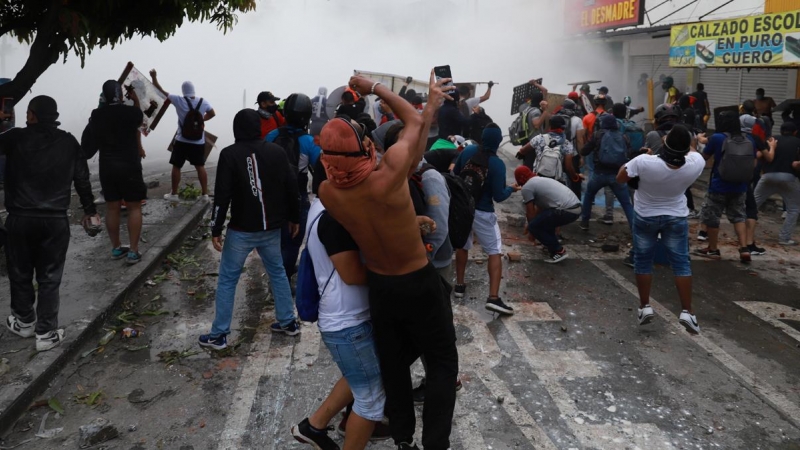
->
xmin=779 ymin=240 xmax=798 ymax=246
xmin=600 ymin=214 xmax=614 ymax=225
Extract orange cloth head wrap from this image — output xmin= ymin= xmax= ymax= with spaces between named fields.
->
xmin=321 ymin=118 xmax=377 ymax=188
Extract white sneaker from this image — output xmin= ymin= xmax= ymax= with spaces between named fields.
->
xmin=163 ymin=193 xmax=179 ymax=202
xmin=36 ymin=329 xmax=65 ymax=352
xmin=6 ymin=315 xmax=35 ymax=338
xmin=638 ymin=305 xmax=654 ymax=325
xmin=679 ymin=311 xmax=700 ymax=334
xmin=201 ymin=194 xmax=210 ymax=202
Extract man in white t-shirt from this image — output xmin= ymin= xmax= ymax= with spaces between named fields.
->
xmin=616 ymin=124 xmax=705 ymax=334
xmin=150 ymin=70 xmax=216 ymax=200
xmin=291 ymin=199 xmax=388 ymax=447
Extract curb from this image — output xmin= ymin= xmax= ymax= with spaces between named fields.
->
xmin=0 ymin=199 xmax=210 ymax=435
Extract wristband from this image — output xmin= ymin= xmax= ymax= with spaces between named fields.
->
xmin=370 ymin=82 xmax=381 ymax=95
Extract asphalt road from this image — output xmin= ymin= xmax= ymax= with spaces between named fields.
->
xmin=2 ymin=150 xmax=800 ymax=450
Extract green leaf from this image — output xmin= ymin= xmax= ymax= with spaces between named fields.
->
xmin=87 ymin=391 xmax=103 ymax=406
xmin=48 ymin=397 xmax=65 ymax=415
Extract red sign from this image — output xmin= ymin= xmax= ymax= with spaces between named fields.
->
xmin=565 ymin=0 xmax=645 ymax=33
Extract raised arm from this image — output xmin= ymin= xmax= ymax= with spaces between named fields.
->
xmin=479 ymin=82 xmax=494 ymax=103
xmin=149 ymin=69 xmax=168 ymax=96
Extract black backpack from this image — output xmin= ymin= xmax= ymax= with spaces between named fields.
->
xmin=181 ymin=97 xmax=205 ymax=141
xmin=459 ymin=148 xmax=491 ymax=205
xmin=412 ymin=164 xmax=476 ymax=250
xmin=717 ymin=132 xmax=755 ymax=183
xmin=272 ymin=127 xmax=306 ymax=174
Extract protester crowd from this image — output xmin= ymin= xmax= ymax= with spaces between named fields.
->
xmin=0 ymin=65 xmax=798 ymax=449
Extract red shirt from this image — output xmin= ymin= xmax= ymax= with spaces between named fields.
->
xmin=259 ymin=111 xmax=286 ymax=140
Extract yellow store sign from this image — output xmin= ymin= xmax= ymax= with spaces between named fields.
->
xmin=670 ymin=10 xmax=800 ymax=67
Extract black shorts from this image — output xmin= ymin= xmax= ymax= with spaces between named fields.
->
xmin=170 ymin=140 xmax=206 ymax=168
xmin=100 ymin=164 xmax=147 ymax=202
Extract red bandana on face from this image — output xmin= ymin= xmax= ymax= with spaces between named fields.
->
xmin=320 ymin=118 xmax=377 ymax=188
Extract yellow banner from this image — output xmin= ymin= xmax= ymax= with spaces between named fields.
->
xmin=670 ymin=10 xmax=800 ymax=67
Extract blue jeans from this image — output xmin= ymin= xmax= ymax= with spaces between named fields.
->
xmin=211 ymin=229 xmax=296 ymax=336
xmin=581 ymin=171 xmax=634 ymax=227
xmin=321 ymin=321 xmax=386 ymax=422
xmin=282 ymin=195 xmax=310 ymax=278
xmin=528 ymin=208 xmax=580 ymax=255
xmin=632 ymin=213 xmax=691 ymax=277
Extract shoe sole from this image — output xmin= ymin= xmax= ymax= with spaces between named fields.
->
xmin=749 ymin=251 xmax=766 ymax=256
xmin=36 ymin=341 xmax=62 ymax=352
xmin=485 ymin=304 xmax=514 ymax=315
xmin=601 ymin=220 xmax=614 ymax=225
xmin=111 ymin=254 xmax=127 ymax=260
xmin=272 ymin=328 xmax=301 ymax=337
xmin=545 ymin=254 xmax=569 ymax=264
xmin=694 ymin=252 xmax=721 ymax=260
xmin=291 ymin=426 xmax=325 ymax=450
xmin=697 ymin=237 xmax=708 ymax=241
xmin=126 ymin=258 xmax=142 ymax=265
xmin=680 ymin=319 xmax=700 ymax=335
xmin=454 ymin=292 xmax=465 ymax=298
xmin=198 ymin=341 xmax=227 ymax=351
xmin=639 ymin=314 xmax=654 ymax=325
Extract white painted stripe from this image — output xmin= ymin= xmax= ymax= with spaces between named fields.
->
xmin=455 ymin=396 xmax=489 ymax=450
xmin=734 ymin=301 xmax=800 ymax=345
xmin=593 ymin=260 xmax=800 ymax=429
xmin=217 ymin=317 xmax=272 ymax=450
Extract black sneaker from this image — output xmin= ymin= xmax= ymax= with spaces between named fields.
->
xmin=623 ymin=256 xmax=635 ymax=268
xmin=545 ymin=249 xmax=569 ymax=264
xmin=397 ymin=442 xmax=420 ymax=450
xmin=748 ymin=243 xmax=766 ymax=256
xmin=271 ymin=321 xmax=301 ymax=336
xmin=198 ymin=334 xmax=227 ymax=350
xmin=454 ymin=284 xmax=466 ymax=299
xmin=579 ymin=221 xmax=590 ymax=231
xmin=600 ymin=214 xmax=614 ymax=225
xmin=697 ymin=230 xmax=708 ymax=242
xmin=485 ymin=297 xmax=514 ymax=316
xmin=291 ymin=418 xmax=338 ymax=450
xmin=694 ymin=247 xmax=721 ymax=260
xmin=739 ymin=247 xmax=751 ymax=264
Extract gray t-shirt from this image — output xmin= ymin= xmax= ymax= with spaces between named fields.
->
xmin=521 ymin=177 xmax=581 ymax=211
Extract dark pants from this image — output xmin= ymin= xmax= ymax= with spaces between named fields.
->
xmin=685 ymin=188 xmax=695 ymax=211
xmin=567 ymin=175 xmax=582 ymax=205
xmin=367 ymin=264 xmax=458 ymax=449
xmin=746 ymin=174 xmax=761 ymax=220
xmin=281 ymin=195 xmax=310 ymax=278
xmin=528 ymin=208 xmax=580 ymax=255
xmin=5 ymin=215 xmax=70 ymax=334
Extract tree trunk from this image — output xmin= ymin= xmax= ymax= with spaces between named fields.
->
xmin=0 ymin=3 xmax=63 ymax=108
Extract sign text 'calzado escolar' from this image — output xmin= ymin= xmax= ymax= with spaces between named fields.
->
xmin=670 ymin=10 xmax=800 ymax=67
xmin=565 ymin=0 xmax=645 ymax=33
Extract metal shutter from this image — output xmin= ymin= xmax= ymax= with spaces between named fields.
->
xmin=654 ymin=54 xmax=690 ymax=100
xmin=699 ymin=69 xmax=742 ymax=130
xmin=741 ymin=69 xmax=789 ymax=132
xmin=629 ymin=55 xmax=662 ymax=118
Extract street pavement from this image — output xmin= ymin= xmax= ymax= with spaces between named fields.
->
xmin=1 ymin=148 xmax=800 ymax=449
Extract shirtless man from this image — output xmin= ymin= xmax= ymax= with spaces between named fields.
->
xmin=319 ymin=71 xmax=457 ymax=450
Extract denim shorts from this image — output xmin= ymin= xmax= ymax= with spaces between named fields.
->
xmin=633 ymin=213 xmax=691 ymax=277
xmin=321 ymin=321 xmax=386 ymax=422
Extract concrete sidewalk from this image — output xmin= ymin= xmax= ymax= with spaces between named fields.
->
xmin=0 ymin=178 xmax=211 ymax=434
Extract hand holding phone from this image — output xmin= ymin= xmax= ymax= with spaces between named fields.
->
xmin=434 ymin=65 xmax=454 ymax=88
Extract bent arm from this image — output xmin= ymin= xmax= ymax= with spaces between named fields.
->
xmin=479 ymin=85 xmax=492 ymax=103
xmin=330 ymin=251 xmax=367 ymax=285
xmin=204 ymin=109 xmax=216 ymax=122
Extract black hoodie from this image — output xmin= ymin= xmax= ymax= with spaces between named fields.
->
xmin=211 ymin=110 xmax=299 ymax=237
xmin=0 ymin=124 xmax=96 ymax=217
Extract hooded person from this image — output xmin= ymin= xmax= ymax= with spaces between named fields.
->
xmin=149 ymin=69 xmax=216 ymax=199
xmin=644 ymin=103 xmax=681 ymax=155
xmin=266 ymin=93 xmax=322 ymax=279
xmin=81 ymin=79 xmax=148 ymax=265
xmin=662 ymin=76 xmax=680 ymax=104
xmin=467 ymin=105 xmax=493 ymax=144
xmin=0 ymin=95 xmax=98 ymax=352
xmin=202 ymin=109 xmax=301 ymax=350
xmin=453 ymin=123 xmax=520 ymax=315
xmin=617 ymin=123 xmax=705 ymax=334
xmin=309 ymin=86 xmax=329 ymax=137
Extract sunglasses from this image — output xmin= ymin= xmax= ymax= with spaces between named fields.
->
xmin=323 ymin=118 xmax=370 ymax=158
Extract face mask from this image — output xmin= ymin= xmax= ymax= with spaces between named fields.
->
xmin=267 ymin=105 xmax=279 ymax=113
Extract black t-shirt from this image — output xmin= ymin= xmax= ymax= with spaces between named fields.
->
xmin=423 ymin=149 xmax=459 ymax=173
xmin=89 ymin=105 xmax=143 ymax=166
xmin=764 ymin=135 xmax=800 ymax=175
xmin=692 ymin=91 xmax=708 ymax=115
xmin=318 ymin=212 xmax=359 ymax=257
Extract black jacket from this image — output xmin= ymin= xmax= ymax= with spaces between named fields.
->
xmin=437 ymin=101 xmax=471 ymax=140
xmin=211 ymin=110 xmax=299 ymax=237
xmin=0 ymin=124 xmax=96 ymax=217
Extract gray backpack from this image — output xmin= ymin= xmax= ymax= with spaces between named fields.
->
xmin=717 ymin=133 xmax=754 ymax=184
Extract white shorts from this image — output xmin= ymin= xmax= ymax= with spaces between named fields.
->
xmin=462 ymin=210 xmax=503 ymax=255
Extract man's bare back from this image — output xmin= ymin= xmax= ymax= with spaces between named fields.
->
xmin=320 ymin=71 xmax=453 ymax=276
